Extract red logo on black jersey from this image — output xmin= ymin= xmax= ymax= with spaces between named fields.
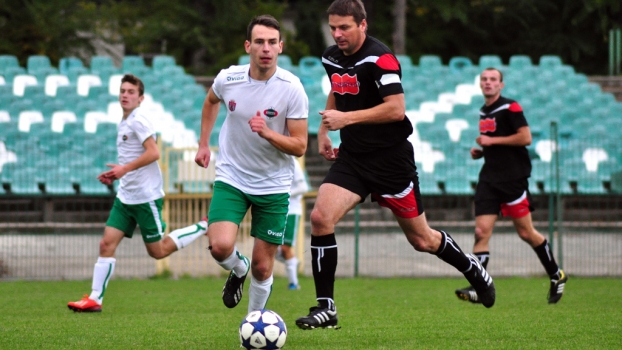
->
xmin=480 ymin=118 xmax=496 ymax=133
xmin=331 ymin=73 xmax=360 ymax=95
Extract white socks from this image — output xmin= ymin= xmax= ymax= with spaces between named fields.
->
xmin=89 ymin=257 xmax=116 ymax=304
xmin=217 ymin=247 xmax=249 ymax=277
xmin=168 ymin=219 xmax=207 ymax=249
xmin=248 ymin=274 xmax=273 ymax=313
xmin=285 ymin=257 xmax=299 ymax=286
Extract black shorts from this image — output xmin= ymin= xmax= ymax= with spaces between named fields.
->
xmin=474 ymin=178 xmax=534 ymax=218
xmin=323 ymin=140 xmax=424 ymax=218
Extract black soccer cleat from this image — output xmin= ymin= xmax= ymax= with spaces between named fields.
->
xmin=455 ymin=285 xmax=481 ymax=304
xmin=463 ymin=254 xmax=495 ymax=308
xmin=222 ymin=256 xmax=249 ymax=308
xmin=296 ymin=305 xmax=340 ymax=330
xmin=548 ymin=269 xmax=568 ymax=304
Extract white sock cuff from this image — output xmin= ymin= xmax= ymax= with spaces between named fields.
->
xmin=97 ymin=257 xmax=116 ymax=264
xmin=169 ymin=235 xmax=182 ymax=250
xmin=285 ymin=257 xmax=298 ymax=265
xmin=219 ymin=247 xmax=242 ymax=271
xmin=251 ymin=274 xmax=273 ymax=287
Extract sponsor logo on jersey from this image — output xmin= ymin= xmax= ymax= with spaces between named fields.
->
xmin=229 ymin=100 xmax=236 ymax=112
xmin=331 ymin=73 xmax=360 ymax=95
xmin=479 ymin=118 xmax=496 ymax=133
xmin=263 ymin=107 xmax=278 ymax=118
xmin=122 ymin=135 xmax=128 ymax=141
xmin=267 ymin=229 xmax=283 ymax=237
xmin=226 ymin=75 xmax=245 ymax=82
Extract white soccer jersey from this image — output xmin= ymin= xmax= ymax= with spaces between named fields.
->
xmin=116 ymin=107 xmax=164 ymax=204
xmin=211 ymin=64 xmax=309 ymax=195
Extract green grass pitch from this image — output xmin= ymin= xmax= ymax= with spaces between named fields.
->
xmin=0 ymin=276 xmax=620 ymax=349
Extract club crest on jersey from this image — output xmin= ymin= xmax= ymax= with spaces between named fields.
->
xmin=228 ymin=100 xmax=236 ymax=112
xmin=480 ymin=118 xmax=496 ymax=133
xmin=122 ymin=135 xmax=128 ymax=141
xmin=264 ymin=107 xmax=278 ymax=118
xmin=331 ymin=73 xmax=360 ymax=95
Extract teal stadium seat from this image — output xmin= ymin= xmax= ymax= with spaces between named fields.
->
xmin=539 ymin=55 xmax=563 ymax=70
xmin=298 ymin=56 xmax=324 ymax=77
xmin=59 ymin=57 xmax=84 ymax=75
xmin=508 ymin=55 xmax=533 ymax=70
xmin=122 ymin=56 xmax=146 ymax=72
xmin=152 ymin=55 xmax=176 ymax=72
xmin=66 ymin=66 xmax=89 ymax=84
xmin=4 ymin=66 xmax=27 ymax=83
xmin=90 ymin=56 xmax=116 ymax=76
xmin=0 ymin=55 xmax=19 ymax=73
xmin=478 ymin=55 xmax=503 ymax=69
xmin=238 ymin=55 xmax=250 ymax=65
xmin=27 ymin=55 xmax=51 ymax=74
xmin=448 ymin=56 xmax=473 ymax=74
xmin=419 ymin=55 xmax=442 ymax=71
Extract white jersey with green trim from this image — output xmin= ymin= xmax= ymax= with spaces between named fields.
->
xmin=211 ymin=64 xmax=308 ymax=195
xmin=116 ymin=106 xmax=164 ymax=204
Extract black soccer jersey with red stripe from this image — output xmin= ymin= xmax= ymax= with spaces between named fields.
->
xmin=322 ymin=36 xmax=413 ymax=153
xmin=478 ymin=96 xmax=531 ymax=182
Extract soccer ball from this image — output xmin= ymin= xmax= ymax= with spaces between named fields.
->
xmin=239 ymin=309 xmax=287 ymax=350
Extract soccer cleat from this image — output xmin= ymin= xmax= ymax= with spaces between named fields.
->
xmin=295 ymin=305 xmax=340 ymax=330
xmin=463 ymin=254 xmax=496 ymax=308
xmin=288 ymin=283 xmax=301 ymax=290
xmin=67 ymin=295 xmax=102 ymax=313
xmin=222 ymin=255 xmax=249 ymax=308
xmin=548 ymin=269 xmax=568 ymax=304
xmin=455 ymin=285 xmax=481 ymax=304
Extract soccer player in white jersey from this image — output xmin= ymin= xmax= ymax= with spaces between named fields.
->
xmin=194 ymin=15 xmax=308 ymax=314
xmin=275 ymin=158 xmax=310 ymax=290
xmin=68 ymin=74 xmax=207 ymax=312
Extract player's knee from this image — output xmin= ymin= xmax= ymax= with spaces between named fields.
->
xmin=209 ymin=243 xmax=231 ymax=261
xmin=98 ymin=239 xmax=115 ymax=256
xmin=250 ymin=260 xmax=272 ymax=280
xmin=474 ymin=227 xmax=489 ymax=242
xmin=310 ymin=208 xmax=330 ymax=229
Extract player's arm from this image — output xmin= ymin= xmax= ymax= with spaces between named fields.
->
xmin=195 ymin=87 xmax=220 ymax=167
xmin=250 ymin=115 xmax=308 ymax=157
xmin=320 ymin=93 xmax=405 ymax=131
xmin=318 ymin=93 xmax=338 ymax=160
xmin=477 ymin=126 xmax=532 ymax=147
xmin=103 ymin=137 xmax=159 ymax=180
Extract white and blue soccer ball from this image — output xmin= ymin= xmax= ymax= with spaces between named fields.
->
xmin=239 ymin=309 xmax=287 ymax=350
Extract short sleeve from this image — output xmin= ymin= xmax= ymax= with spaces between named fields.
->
xmin=286 ymin=80 xmax=309 ymax=120
xmin=508 ymin=101 xmax=529 ymax=130
xmin=373 ymin=53 xmax=404 ymax=98
xmin=130 ymin=109 xmax=156 ymax=144
xmin=211 ymin=69 xmax=226 ymax=100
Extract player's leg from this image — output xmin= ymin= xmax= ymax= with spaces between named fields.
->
xmin=68 ymin=198 xmax=133 ymax=312
xmin=394 ymin=210 xmax=495 ymax=308
xmin=245 ymin=191 xmax=289 ymax=313
xmin=67 ymin=226 xmax=125 ymax=312
xmin=210 ymin=181 xmax=252 ymax=308
xmin=296 ymin=183 xmax=359 ymax=330
xmin=512 ymin=212 xmax=567 ymax=303
xmin=166 ymin=216 xmax=208 ymax=249
xmin=280 ymin=213 xmax=300 ymax=290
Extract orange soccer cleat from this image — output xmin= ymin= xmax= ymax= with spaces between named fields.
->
xmin=67 ymin=295 xmax=102 ymax=312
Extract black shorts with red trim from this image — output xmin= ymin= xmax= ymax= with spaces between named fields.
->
xmin=474 ymin=178 xmax=534 ymax=218
xmin=322 ymin=140 xmax=424 ymax=218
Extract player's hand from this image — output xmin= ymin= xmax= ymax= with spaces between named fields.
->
xmin=249 ymin=111 xmax=268 ymax=136
xmin=320 ymin=109 xmax=348 ymax=131
xmin=476 ymin=135 xmax=495 ymax=147
xmin=97 ymin=172 xmax=114 ymax=185
xmin=195 ymin=146 xmax=212 ymax=168
xmin=318 ymin=133 xmax=336 ymax=161
xmin=470 ymin=147 xmax=483 ymax=159
xmin=103 ymin=163 xmax=127 ymax=180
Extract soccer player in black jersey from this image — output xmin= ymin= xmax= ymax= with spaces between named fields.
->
xmin=295 ymin=0 xmax=496 ymax=330
xmin=455 ymin=68 xmax=567 ymax=305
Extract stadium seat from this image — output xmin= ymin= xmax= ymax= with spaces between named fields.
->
xmin=539 ymin=55 xmax=563 ymax=70
xmin=108 ymin=74 xmax=123 ymax=96
xmin=508 ymin=55 xmax=533 ymax=70
xmin=51 ymin=111 xmax=77 ymax=133
xmin=59 ymin=57 xmax=84 ymax=75
xmin=122 ymin=56 xmax=146 ymax=71
xmin=3 ymin=66 xmax=27 ymax=83
xmin=41 ymin=100 xmax=66 ymax=119
xmin=238 ymin=55 xmax=250 ymax=65
xmin=478 ymin=55 xmax=503 ymax=69
xmin=0 ymin=110 xmax=10 ymax=122
xmin=66 ymin=66 xmax=89 ymax=84
xmin=22 ymin=85 xmax=46 ymax=102
xmin=448 ymin=56 xmax=473 ymax=73
xmin=27 ymin=55 xmax=52 ymax=74
xmin=84 ymin=111 xmax=109 ymax=133
xmin=0 ymin=55 xmax=19 ymax=73
xmin=419 ymin=55 xmax=442 ymax=71
xmin=90 ymin=56 xmax=115 ymax=72
xmin=6 ymin=168 xmax=42 ymax=195
xmin=87 ymin=85 xmax=110 ymax=101
xmin=152 ymin=55 xmax=176 ymax=72
xmin=44 ymin=75 xmax=70 ymax=96
xmin=18 ymin=111 xmax=44 ymax=132
xmin=12 ymin=75 xmax=38 ymax=96
xmin=298 ymin=56 xmax=324 ymax=76
xmin=77 ymin=74 xmax=103 ymax=96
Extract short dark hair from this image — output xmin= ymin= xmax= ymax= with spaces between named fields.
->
xmin=483 ymin=67 xmax=504 ymax=82
xmin=121 ymin=74 xmax=144 ymax=96
xmin=246 ymin=15 xmax=281 ymax=41
xmin=327 ymin=0 xmax=367 ymax=25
